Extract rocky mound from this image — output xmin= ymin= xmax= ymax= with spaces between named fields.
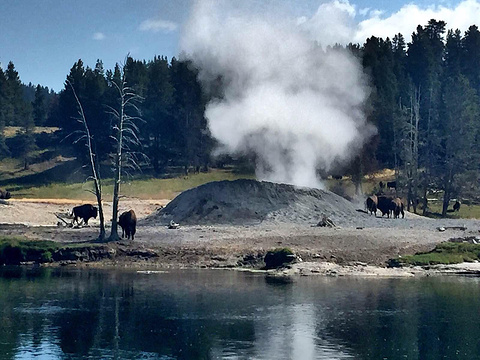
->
xmin=145 ymin=179 xmax=365 ymax=226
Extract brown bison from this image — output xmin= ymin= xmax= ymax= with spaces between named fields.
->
xmin=390 ymin=198 xmax=405 ymax=219
xmin=366 ymin=195 xmax=378 ymax=215
xmin=71 ymin=204 xmax=98 ymax=226
xmin=119 ymin=210 xmax=137 ymax=240
xmin=0 ymin=189 xmax=11 ymax=199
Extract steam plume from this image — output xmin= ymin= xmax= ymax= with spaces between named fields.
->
xmin=180 ymin=0 xmax=374 ymax=188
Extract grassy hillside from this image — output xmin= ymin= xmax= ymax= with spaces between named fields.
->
xmin=0 ymin=164 xmax=254 ymax=201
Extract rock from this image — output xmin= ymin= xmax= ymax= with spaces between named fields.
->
xmin=317 ymin=215 xmax=337 ymax=228
xmin=264 ymin=248 xmax=296 ymax=269
xmin=168 ymin=220 xmax=179 ymax=229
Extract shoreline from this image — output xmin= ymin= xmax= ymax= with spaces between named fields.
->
xmin=3 ymin=198 xmax=480 ymax=278
xmin=20 ymin=252 xmax=480 ymax=279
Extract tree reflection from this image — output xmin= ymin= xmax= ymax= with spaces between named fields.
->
xmin=2 ymin=269 xmax=480 ymax=359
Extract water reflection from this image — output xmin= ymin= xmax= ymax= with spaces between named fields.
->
xmin=1 ymin=267 xmax=480 ymax=359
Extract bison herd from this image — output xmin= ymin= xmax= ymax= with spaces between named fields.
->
xmin=366 ymin=194 xmax=405 ymax=219
xmin=71 ymin=204 xmax=136 ymax=240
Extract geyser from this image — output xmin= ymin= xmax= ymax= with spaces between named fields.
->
xmin=180 ymin=0 xmax=375 ymax=188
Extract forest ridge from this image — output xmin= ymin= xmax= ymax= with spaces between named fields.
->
xmin=0 ymin=19 xmax=479 ymax=216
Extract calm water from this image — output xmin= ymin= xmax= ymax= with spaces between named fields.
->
xmin=1 ymin=268 xmax=480 ymax=360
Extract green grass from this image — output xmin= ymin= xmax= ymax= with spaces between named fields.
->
xmin=0 ymin=236 xmax=102 ymax=265
xmin=0 ymin=236 xmax=61 ymax=265
xmin=5 ymin=169 xmax=254 ymax=200
xmin=391 ymin=241 xmax=480 ymax=266
xmin=423 ymin=200 xmax=480 ymax=219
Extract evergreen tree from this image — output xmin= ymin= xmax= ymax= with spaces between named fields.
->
xmin=436 ymin=30 xmax=480 ymax=215
xmin=362 ymin=36 xmax=398 ymax=168
xmin=4 ymin=61 xmax=24 ymax=126
xmin=17 ymin=101 xmax=36 ymax=169
xmin=407 ymin=20 xmax=446 ymax=210
xmin=0 ymin=66 xmax=10 ymax=157
xmin=144 ymin=56 xmax=174 ymax=173
xmin=439 ymin=75 xmax=479 ymax=215
xmin=123 ymin=57 xmax=148 ymax=97
xmin=171 ymin=58 xmax=212 ymax=173
xmin=83 ymin=60 xmax=110 ymax=161
xmin=461 ymin=25 xmax=480 ymax=95
xmin=59 ymin=59 xmax=86 ymax=134
xmin=33 ymin=84 xmax=47 ymax=126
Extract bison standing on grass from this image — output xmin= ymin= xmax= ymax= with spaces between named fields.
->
xmin=366 ymin=195 xmax=378 ymax=215
xmin=453 ymin=200 xmax=461 ymax=212
xmin=119 ymin=210 xmax=137 ymax=240
xmin=71 ymin=204 xmax=98 ymax=226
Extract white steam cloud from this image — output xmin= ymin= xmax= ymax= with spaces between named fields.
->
xmin=180 ymin=1 xmax=374 ymax=189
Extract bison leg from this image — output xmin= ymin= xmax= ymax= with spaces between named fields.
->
xmin=73 ymin=216 xmax=83 ymax=227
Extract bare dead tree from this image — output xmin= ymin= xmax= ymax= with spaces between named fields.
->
xmin=107 ymin=71 xmax=143 ymax=241
xmin=404 ymin=86 xmax=421 ymax=213
xmin=67 ymin=80 xmax=106 ymax=241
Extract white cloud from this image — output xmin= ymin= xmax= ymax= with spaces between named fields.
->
xmin=354 ymin=0 xmax=480 ymax=43
xmin=296 ymin=0 xmax=480 ymax=46
xmin=92 ymin=32 xmax=105 ymax=41
xmin=139 ymin=18 xmax=178 ymax=33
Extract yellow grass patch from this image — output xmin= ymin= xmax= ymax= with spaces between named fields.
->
xmin=4 ymin=126 xmax=60 ymax=138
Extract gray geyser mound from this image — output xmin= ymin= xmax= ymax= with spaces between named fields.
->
xmin=145 ymin=179 xmax=364 ymax=226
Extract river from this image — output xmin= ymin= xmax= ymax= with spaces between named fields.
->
xmin=0 ymin=267 xmax=479 ymax=360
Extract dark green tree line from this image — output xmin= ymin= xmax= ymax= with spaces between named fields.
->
xmin=2 ymin=18 xmax=480 ymax=218
xmin=359 ymin=20 xmax=480 ymax=214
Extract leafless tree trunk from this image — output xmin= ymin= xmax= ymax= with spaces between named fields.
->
xmin=107 ymin=72 xmax=143 ymax=241
xmin=401 ymin=86 xmax=420 ymax=214
xmin=68 ymin=81 xmax=106 ymax=241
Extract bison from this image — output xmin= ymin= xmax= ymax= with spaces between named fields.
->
xmin=453 ymin=200 xmax=461 ymax=212
xmin=387 ymin=181 xmax=397 ymax=190
xmin=390 ymin=198 xmax=405 ymax=219
xmin=119 ymin=210 xmax=137 ymax=240
xmin=0 ymin=189 xmax=11 ymax=199
xmin=71 ymin=204 xmax=98 ymax=226
xmin=377 ymin=196 xmax=393 ymax=217
xmin=366 ymin=195 xmax=378 ymax=215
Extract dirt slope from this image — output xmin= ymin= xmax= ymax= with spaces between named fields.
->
xmin=146 ymin=179 xmax=366 ymax=226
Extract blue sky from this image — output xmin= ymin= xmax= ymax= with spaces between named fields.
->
xmin=1 ymin=0 xmax=473 ymax=92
